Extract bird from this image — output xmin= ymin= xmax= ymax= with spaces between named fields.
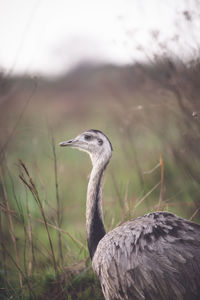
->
xmin=60 ymin=129 xmax=200 ymax=300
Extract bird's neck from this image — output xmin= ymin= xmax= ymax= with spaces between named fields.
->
xmin=86 ymin=154 xmax=110 ymax=259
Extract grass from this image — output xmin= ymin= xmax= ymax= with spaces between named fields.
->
xmin=1 ymin=60 xmax=200 ymax=299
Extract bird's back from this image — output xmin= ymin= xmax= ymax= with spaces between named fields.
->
xmin=92 ymin=212 xmax=200 ymax=300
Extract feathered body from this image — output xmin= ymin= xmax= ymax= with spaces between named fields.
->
xmin=60 ymin=129 xmax=200 ymax=300
xmin=93 ymin=212 xmax=200 ymax=300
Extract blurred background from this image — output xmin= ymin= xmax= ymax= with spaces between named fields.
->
xmin=0 ymin=1 xmax=200 ymax=299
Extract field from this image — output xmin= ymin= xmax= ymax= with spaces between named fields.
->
xmin=0 ymin=59 xmax=200 ymax=299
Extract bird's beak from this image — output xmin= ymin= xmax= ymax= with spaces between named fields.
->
xmin=59 ymin=139 xmax=75 ymax=147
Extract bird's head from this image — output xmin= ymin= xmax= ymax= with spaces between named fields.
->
xmin=59 ymin=129 xmax=113 ymax=165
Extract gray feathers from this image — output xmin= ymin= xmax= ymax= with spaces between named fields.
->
xmin=92 ymin=212 xmax=200 ymax=300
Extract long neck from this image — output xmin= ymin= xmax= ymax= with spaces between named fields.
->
xmin=86 ymin=154 xmax=110 ymax=259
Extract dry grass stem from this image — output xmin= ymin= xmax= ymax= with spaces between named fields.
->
xmin=134 ymin=181 xmax=161 ymax=210
xmin=189 ymin=207 xmax=200 ymax=221
xmin=19 ymin=160 xmax=59 ymax=278
xmin=143 ymin=162 xmax=161 ymax=175
xmin=0 ymin=167 xmax=23 ymax=288
xmin=158 ymin=154 xmax=164 ymax=210
xmin=35 ymin=218 xmax=87 ymax=251
xmin=51 ymin=132 xmax=64 ymax=266
xmin=25 ymin=187 xmax=35 ymax=277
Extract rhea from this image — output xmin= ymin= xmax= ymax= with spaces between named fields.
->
xmin=60 ymin=129 xmax=200 ymax=300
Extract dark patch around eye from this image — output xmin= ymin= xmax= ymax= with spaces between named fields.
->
xmin=88 ymin=129 xmax=113 ymax=151
xmin=98 ymin=138 xmax=103 ymax=146
xmin=84 ymin=135 xmax=92 ymax=141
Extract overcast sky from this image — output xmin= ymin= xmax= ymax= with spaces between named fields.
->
xmin=0 ymin=0 xmax=199 ymax=75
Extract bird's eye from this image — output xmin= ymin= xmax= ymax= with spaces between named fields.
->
xmin=98 ymin=138 xmax=103 ymax=146
xmin=84 ymin=135 xmax=92 ymax=141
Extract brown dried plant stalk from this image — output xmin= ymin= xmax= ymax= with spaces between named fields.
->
xmin=158 ymin=153 xmax=164 ymax=210
xmin=25 ymin=186 xmax=35 ymax=277
xmin=51 ymin=133 xmax=63 ymax=266
xmin=0 ymin=167 xmax=23 ymax=288
xmin=18 ymin=160 xmax=59 ymax=279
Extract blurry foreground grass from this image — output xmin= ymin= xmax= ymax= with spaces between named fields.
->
xmin=0 ymin=59 xmax=200 ymax=299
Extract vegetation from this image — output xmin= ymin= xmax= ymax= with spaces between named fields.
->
xmin=0 ymin=57 xmax=200 ymax=299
